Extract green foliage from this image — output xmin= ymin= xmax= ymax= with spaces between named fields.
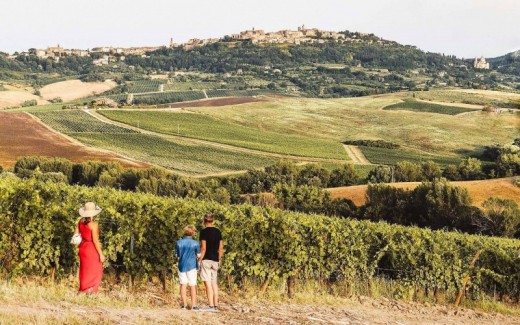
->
xmin=394 ymin=161 xmax=422 ymax=182
xmin=364 ymin=179 xmax=477 ymax=232
xmin=49 ymin=97 xmax=63 ymax=103
xmin=0 ymin=177 xmax=518 ymax=299
xmin=329 ymin=163 xmax=359 ymax=187
xmin=473 ymin=198 xmax=520 ymax=238
xmin=367 ymin=165 xmax=392 ymax=183
xmin=21 ymin=99 xmax=38 ymax=107
xmin=343 ymin=139 xmax=400 ymax=149
xmin=458 ymin=158 xmax=485 ymax=180
xmin=272 ymin=183 xmax=331 ymax=213
xmin=383 ymin=99 xmax=477 ymax=115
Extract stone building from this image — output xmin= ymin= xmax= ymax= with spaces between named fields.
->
xmin=474 ymin=57 xmax=490 ymax=69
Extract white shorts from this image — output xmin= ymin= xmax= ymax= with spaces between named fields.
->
xmin=178 ymin=269 xmax=197 ymax=286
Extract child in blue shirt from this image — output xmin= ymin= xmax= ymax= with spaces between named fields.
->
xmin=175 ymin=225 xmax=200 ymax=310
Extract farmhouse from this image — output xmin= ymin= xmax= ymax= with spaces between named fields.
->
xmin=92 ymin=97 xmax=117 ymax=107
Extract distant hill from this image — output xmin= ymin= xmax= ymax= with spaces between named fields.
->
xmin=489 ymin=50 xmax=520 ymax=81
xmin=1 ymin=29 xmax=520 ymax=100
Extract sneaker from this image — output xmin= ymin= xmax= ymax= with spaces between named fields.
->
xmin=192 ymin=306 xmax=200 ymax=311
xmin=203 ymin=306 xmax=217 ymax=312
xmin=181 ymin=305 xmax=187 ymax=310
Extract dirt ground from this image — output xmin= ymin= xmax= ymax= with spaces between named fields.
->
xmin=160 ymin=96 xmax=266 ymax=108
xmin=0 ymin=295 xmax=517 ymax=324
xmin=328 ymin=178 xmax=520 ymax=207
xmin=0 ymin=112 xmax=148 ymax=168
xmin=39 ymin=80 xmax=117 ymax=102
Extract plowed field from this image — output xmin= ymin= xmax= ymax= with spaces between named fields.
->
xmin=0 ymin=112 xmax=148 ymax=168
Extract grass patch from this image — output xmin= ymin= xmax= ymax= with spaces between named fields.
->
xmin=383 ymin=99 xmax=477 ymax=115
xmin=100 ymin=111 xmax=348 ymax=160
xmin=6 ymin=103 xmax=65 ymax=113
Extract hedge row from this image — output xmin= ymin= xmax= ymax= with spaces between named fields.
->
xmin=0 ymin=177 xmax=518 ymax=298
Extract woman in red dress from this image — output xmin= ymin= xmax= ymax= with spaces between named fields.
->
xmin=75 ymin=202 xmax=105 ymax=294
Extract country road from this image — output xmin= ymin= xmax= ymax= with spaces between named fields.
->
xmin=343 ymin=145 xmax=371 ymax=164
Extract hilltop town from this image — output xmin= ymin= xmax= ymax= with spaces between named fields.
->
xmin=7 ymin=26 xmax=494 ymax=72
xmin=10 ymin=26 xmax=393 ymax=63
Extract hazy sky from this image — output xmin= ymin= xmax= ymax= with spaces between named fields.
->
xmin=1 ymin=0 xmax=519 ymax=58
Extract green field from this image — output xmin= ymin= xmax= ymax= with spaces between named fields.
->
xmin=29 ymin=110 xmax=275 ymax=175
xmin=359 ymin=146 xmax=461 ymax=165
xmin=73 ymin=133 xmax=275 ymax=175
xmin=99 ymin=111 xmax=348 ymax=160
xmin=32 ymin=111 xmax=137 ymax=134
xmin=7 ymin=103 xmax=65 ymax=112
xmin=184 ymin=94 xmax=518 ymax=165
xmin=383 ymin=99 xmax=477 ymax=115
xmin=126 ymin=80 xmax=166 ymax=93
xmin=163 ymin=81 xmax=223 ymax=91
xmin=205 ymin=89 xmax=272 ymax=98
xmin=132 ymin=91 xmax=206 ymax=104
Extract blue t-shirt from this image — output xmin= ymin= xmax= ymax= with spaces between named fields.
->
xmin=175 ymin=237 xmax=200 ymax=272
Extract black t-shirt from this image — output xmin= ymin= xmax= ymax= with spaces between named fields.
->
xmin=200 ymin=227 xmax=222 ymax=262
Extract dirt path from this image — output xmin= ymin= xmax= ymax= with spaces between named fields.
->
xmin=343 ymin=145 xmax=371 ymax=165
xmin=87 ymin=110 xmax=352 ymax=165
xmin=0 ymin=296 xmax=517 ymax=324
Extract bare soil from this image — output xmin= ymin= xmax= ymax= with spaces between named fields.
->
xmin=0 ymin=295 xmax=517 ymax=324
xmin=328 ymin=178 xmax=520 ymax=207
xmin=0 ymin=112 xmax=148 ymax=168
xmin=40 ymin=80 xmax=117 ymax=102
xmin=159 ymin=96 xmax=266 ymax=108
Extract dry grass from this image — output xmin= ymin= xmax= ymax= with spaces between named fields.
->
xmin=328 ymin=177 xmax=520 ymax=207
xmin=0 ymin=91 xmax=48 ymax=108
xmin=40 ymin=80 xmax=117 ymax=102
xmin=0 ymin=277 xmax=518 ymax=324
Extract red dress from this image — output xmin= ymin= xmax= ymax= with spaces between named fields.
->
xmin=78 ymin=222 xmax=103 ymax=293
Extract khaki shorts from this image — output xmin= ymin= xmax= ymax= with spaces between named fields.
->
xmin=200 ymin=260 xmax=219 ymax=283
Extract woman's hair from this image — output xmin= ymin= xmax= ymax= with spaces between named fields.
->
xmin=183 ymin=225 xmax=196 ymax=237
xmin=81 ymin=217 xmax=92 ymax=225
xmin=203 ymin=213 xmax=214 ymax=223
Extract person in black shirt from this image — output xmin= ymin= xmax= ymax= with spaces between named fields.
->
xmin=198 ymin=213 xmax=223 ymax=311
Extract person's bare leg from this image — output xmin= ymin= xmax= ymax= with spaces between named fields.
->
xmin=211 ymin=282 xmax=219 ymax=307
xmin=180 ymin=284 xmax=187 ymax=307
xmin=204 ymin=281 xmax=214 ymax=306
xmin=190 ymin=285 xmax=197 ymax=307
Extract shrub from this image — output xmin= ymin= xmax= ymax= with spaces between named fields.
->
xmin=21 ymin=99 xmax=38 ymax=107
xmin=472 ymin=198 xmax=520 ymax=238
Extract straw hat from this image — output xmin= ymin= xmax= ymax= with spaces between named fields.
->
xmin=79 ymin=202 xmax=102 ymax=218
